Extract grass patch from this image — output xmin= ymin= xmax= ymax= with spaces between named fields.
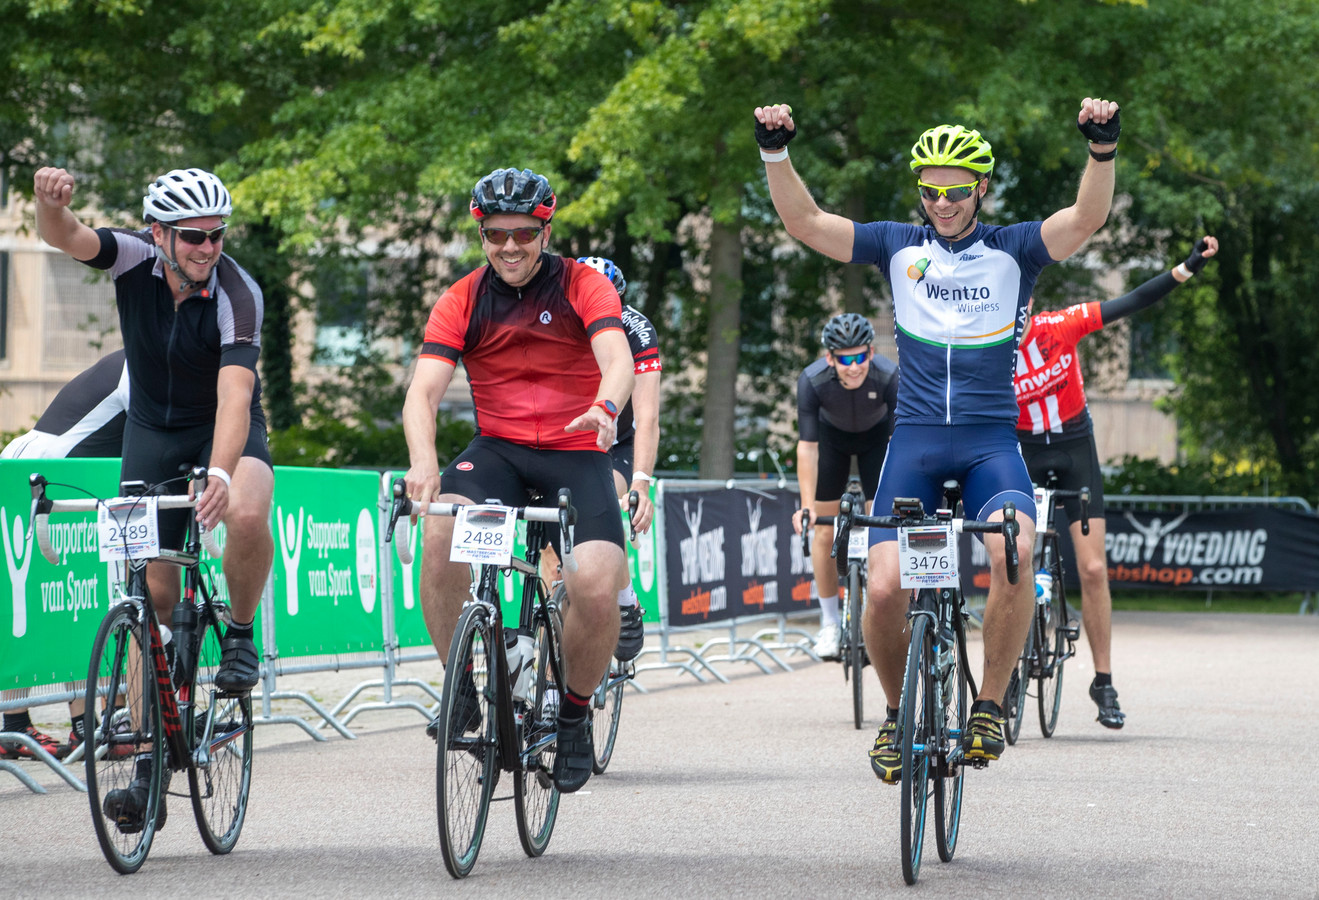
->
xmin=1110 ymin=590 xmax=1312 ymax=615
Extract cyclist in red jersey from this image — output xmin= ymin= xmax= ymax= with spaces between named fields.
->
xmin=402 ymin=167 xmax=633 ymax=794
xmin=1015 ymin=235 xmax=1218 ymax=728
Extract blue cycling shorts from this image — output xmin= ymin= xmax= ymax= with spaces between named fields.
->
xmin=869 ymin=423 xmax=1036 ymax=545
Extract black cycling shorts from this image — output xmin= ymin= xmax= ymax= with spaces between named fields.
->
xmin=1019 ymin=432 xmax=1106 ymax=523
xmin=442 ymin=436 xmax=625 ymax=550
xmin=609 ymin=436 xmax=634 ymax=485
xmin=120 ymin=410 xmax=272 ymax=550
xmin=814 ymin=419 xmax=888 ymax=503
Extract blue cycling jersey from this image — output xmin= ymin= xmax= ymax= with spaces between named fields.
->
xmin=852 ymin=220 xmax=1055 ymax=426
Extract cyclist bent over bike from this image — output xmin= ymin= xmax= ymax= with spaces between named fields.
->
xmin=755 ymin=97 xmax=1119 ymax=778
xmin=402 ymin=167 xmax=633 ymax=794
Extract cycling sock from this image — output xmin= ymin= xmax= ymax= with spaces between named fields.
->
xmin=885 ymin=706 xmax=899 ymax=721
xmin=3 ymin=711 xmax=32 ymax=732
xmin=70 ymin=716 xmax=86 ymax=742
xmin=617 ymin=585 xmax=638 ymax=608
xmin=557 ymin=689 xmax=592 ymax=725
xmin=972 ymin=698 xmax=1004 ymax=718
xmin=135 ymin=755 xmax=153 ymax=780
xmin=226 ymin=619 xmax=254 ymax=637
xmin=818 ymin=594 xmax=840 ymax=626
xmin=1092 ymin=672 xmax=1112 ymax=688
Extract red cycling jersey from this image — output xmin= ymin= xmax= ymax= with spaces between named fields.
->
xmin=420 ymin=255 xmax=624 ymax=451
xmin=1013 ymin=301 xmax=1104 ymax=437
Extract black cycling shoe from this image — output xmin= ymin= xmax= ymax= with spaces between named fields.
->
xmin=215 ymin=632 xmax=260 ymax=694
xmin=426 ymin=671 xmax=482 ymax=746
xmin=615 ymin=604 xmax=645 ymax=662
xmin=551 ymin=717 xmax=594 ymax=793
xmin=1089 ymin=681 xmax=1126 ymax=729
xmin=102 ymin=768 xmax=169 ymax=834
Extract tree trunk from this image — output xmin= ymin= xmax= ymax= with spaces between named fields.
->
xmin=247 ymin=219 xmax=297 ymax=430
xmin=700 ymin=215 xmax=743 ymax=480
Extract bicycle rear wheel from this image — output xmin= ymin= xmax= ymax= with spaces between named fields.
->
xmin=1037 ymin=570 xmax=1067 ymax=737
xmin=188 ymin=604 xmax=254 ymax=854
xmin=934 ymin=625 xmax=967 ymax=863
xmin=85 ymin=602 xmax=163 ymax=875
xmin=437 ymin=603 xmax=496 ymax=878
xmin=847 ymin=564 xmax=866 ymax=730
xmin=899 ymin=613 xmax=931 ymax=886
xmin=515 ymin=597 xmax=564 ymax=857
xmin=1004 ymin=624 xmax=1032 ymax=745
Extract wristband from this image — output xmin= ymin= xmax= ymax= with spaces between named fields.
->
xmin=1174 ymin=263 xmax=1193 ymax=280
xmin=760 ymin=147 xmax=789 ymax=163
xmin=207 ymin=467 xmax=232 ymax=488
xmin=631 ymin=472 xmax=653 ymax=483
xmin=1088 ymin=145 xmax=1117 ymax=162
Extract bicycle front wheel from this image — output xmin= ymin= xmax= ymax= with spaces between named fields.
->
xmin=591 ymin=661 xmax=625 ymax=775
xmin=899 ymin=612 xmax=931 ymax=886
xmin=1037 ymin=573 xmax=1067 ymax=737
xmin=848 ymin=564 xmax=866 ymax=730
xmin=516 ymin=594 xmax=565 ymax=856
xmin=85 ymin=602 xmax=163 ymax=875
xmin=1004 ymin=624 xmax=1032 ymax=746
xmin=437 ymin=603 xmax=496 ymax=878
xmin=934 ymin=625 xmax=967 ymax=863
xmin=189 ymin=604 xmax=254 ymax=854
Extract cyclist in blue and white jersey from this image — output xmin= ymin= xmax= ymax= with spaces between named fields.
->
xmin=755 ymin=97 xmax=1120 ymax=779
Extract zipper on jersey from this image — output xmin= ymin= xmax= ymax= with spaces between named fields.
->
xmin=165 ymin=302 xmax=180 ymax=428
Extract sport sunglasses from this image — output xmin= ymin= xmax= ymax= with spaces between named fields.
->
xmin=167 ymin=224 xmax=227 ymax=245
xmin=480 ymin=226 xmax=544 ymax=245
xmin=835 ymin=351 xmax=869 ymax=366
xmin=917 ymin=180 xmax=981 ymax=202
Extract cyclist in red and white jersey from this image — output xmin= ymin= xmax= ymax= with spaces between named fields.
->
xmin=1015 ymin=235 xmax=1218 ymax=729
xmin=402 ymin=167 xmax=633 ymax=794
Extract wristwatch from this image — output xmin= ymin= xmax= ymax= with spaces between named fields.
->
xmin=593 ymin=399 xmax=619 ymax=420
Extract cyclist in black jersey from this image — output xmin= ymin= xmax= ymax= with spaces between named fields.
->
xmin=792 ymin=314 xmax=897 ymax=659
xmin=34 ymin=166 xmax=273 ymax=713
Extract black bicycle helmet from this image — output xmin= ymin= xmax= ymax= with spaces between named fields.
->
xmin=469 ymin=167 xmax=557 ymax=222
xmin=821 ymin=313 xmax=875 ymax=350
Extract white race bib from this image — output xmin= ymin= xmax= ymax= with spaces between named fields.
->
xmin=450 ymin=505 xmax=516 ymax=566
xmin=98 ymin=497 xmax=161 ymax=562
xmin=848 ymin=525 xmax=869 ymax=561
xmin=898 ymin=524 xmax=957 ymax=588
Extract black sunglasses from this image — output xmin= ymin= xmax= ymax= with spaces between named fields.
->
xmin=481 ymin=226 xmax=544 ymax=245
xmin=168 ymin=224 xmax=228 ymax=245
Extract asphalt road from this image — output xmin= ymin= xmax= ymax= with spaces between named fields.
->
xmin=4 ymin=610 xmax=1318 ymax=898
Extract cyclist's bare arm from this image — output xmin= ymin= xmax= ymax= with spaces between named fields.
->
xmin=755 ymin=104 xmax=855 ymax=263
xmin=565 ymin=328 xmax=632 ymax=451
xmin=1040 ymin=98 xmax=1119 ymax=262
xmin=33 ymin=167 xmax=102 ymax=261
xmin=794 ymin=439 xmax=820 ymax=535
xmin=402 ymin=356 xmax=457 ymax=504
xmin=196 ymin=365 xmax=254 ymax=529
xmin=628 ymin=368 xmax=661 ymax=533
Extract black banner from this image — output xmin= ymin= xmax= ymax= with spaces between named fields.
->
xmin=662 ymin=485 xmax=814 ymax=627
xmin=959 ymin=506 xmax=1319 ymax=593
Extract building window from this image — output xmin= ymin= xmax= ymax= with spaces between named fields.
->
xmin=43 ymin=255 xmax=120 ymax=367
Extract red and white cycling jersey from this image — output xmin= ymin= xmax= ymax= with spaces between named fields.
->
xmin=1013 ymin=301 xmax=1104 ymax=437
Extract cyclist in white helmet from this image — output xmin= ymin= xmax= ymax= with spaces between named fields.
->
xmin=33 ymin=164 xmax=274 ymax=832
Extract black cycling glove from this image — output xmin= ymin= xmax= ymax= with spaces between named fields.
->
xmin=1183 ymin=238 xmax=1211 ymax=275
xmin=1077 ymin=107 xmax=1121 ymax=144
xmin=755 ymin=116 xmax=797 ymax=151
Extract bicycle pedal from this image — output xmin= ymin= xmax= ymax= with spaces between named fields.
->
xmin=1062 ymin=623 xmax=1080 ymax=641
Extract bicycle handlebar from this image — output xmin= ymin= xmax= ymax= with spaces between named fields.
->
xmin=27 ymin=468 xmax=223 ymax=562
xmin=385 ymin=478 xmax=579 ymax=573
xmin=1038 ymin=477 xmax=1092 ymax=536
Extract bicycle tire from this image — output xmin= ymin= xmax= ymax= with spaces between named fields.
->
xmin=515 ymin=597 xmax=564 ymax=857
xmin=437 ymin=603 xmax=496 ymax=879
xmin=1037 ymin=565 xmax=1067 ymax=737
xmin=591 ymin=661 xmax=625 ymax=775
xmin=1004 ymin=624 xmax=1032 ymax=745
xmin=934 ymin=621 xmax=967 ymax=863
xmin=188 ymin=602 xmax=254 ymax=854
xmin=848 ymin=564 xmax=866 ymax=730
xmin=899 ymin=612 xmax=931 ymax=886
xmin=85 ymin=601 xmax=163 ymax=875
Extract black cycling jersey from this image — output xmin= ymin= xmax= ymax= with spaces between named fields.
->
xmin=796 ymin=354 xmax=899 ymax=442
xmin=0 ymin=350 xmax=129 ymax=459
xmin=82 ymin=228 xmax=264 ymax=430
xmin=615 ymin=304 xmax=662 ymax=445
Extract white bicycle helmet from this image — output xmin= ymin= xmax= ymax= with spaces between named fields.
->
xmin=143 ymin=168 xmax=232 ymax=223
xmin=577 ymin=256 xmax=626 ymax=297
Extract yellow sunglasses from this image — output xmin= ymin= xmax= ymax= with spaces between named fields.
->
xmin=917 ymin=180 xmax=982 ymax=202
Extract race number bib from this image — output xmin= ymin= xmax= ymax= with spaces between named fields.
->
xmin=450 ymin=505 xmax=516 ymax=566
xmin=848 ymin=525 xmax=869 ymax=560
xmin=98 ymin=496 xmax=161 ymax=562
xmin=898 ymin=524 xmax=957 ymax=588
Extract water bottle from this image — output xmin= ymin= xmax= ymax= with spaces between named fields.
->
xmin=504 ymin=629 xmax=535 ymax=704
xmin=1034 ymin=569 xmax=1053 ymax=606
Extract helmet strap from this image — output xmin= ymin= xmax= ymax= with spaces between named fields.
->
xmin=157 ymin=230 xmax=200 ymax=293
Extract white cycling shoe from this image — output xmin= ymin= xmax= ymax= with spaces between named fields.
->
xmin=813 ymin=624 xmax=841 ymax=660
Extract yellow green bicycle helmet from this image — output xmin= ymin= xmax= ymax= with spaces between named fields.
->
xmin=909 ymin=124 xmax=995 ymax=175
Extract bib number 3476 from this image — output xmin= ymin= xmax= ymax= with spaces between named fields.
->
xmin=897 ymin=524 xmax=957 ymax=588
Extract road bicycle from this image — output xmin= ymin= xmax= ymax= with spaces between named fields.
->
xmin=800 ymin=480 xmax=870 ymax=729
xmin=387 ymin=480 xmax=573 ymax=879
xmin=1003 ymin=473 xmax=1087 ymax=744
xmin=832 ymin=481 xmax=1020 ymax=885
xmin=28 ymin=468 xmax=252 ymax=875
